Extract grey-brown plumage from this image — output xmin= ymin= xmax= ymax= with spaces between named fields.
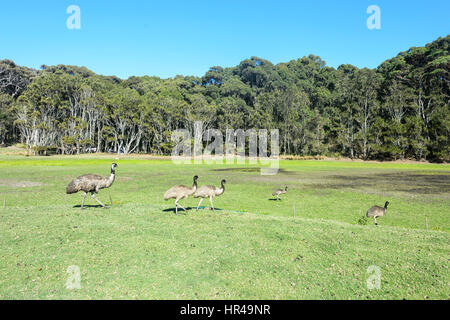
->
xmin=164 ymin=175 xmax=198 ymax=214
xmin=366 ymin=201 xmax=390 ymax=225
xmin=66 ymin=163 xmax=118 ymax=209
xmin=272 ymin=185 xmax=288 ymax=200
xmin=194 ymin=179 xmax=226 ymax=211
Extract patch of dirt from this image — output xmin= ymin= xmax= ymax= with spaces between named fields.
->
xmin=316 ymin=157 xmax=449 ymax=164
xmin=306 ymin=172 xmax=450 ymax=195
xmin=0 ymin=180 xmax=44 ymax=188
xmin=212 ymin=167 xmax=294 ymax=174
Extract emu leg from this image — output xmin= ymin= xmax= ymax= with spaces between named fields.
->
xmin=91 ymin=193 xmax=106 ymax=208
xmin=196 ymin=198 xmax=204 ymax=211
xmin=209 ymin=196 xmax=215 ymax=211
xmin=177 ymin=200 xmax=187 ymax=212
xmin=81 ymin=192 xmax=87 ymax=210
xmin=374 ymin=216 xmax=378 ymax=225
xmin=175 ymin=199 xmax=186 ymax=214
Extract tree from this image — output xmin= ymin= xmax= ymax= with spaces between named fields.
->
xmin=1 ymin=35 xmax=448 ymax=161
xmin=0 ymin=93 xmax=13 ymax=145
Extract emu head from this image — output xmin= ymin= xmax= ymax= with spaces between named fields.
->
xmin=191 ymin=175 xmax=199 ymax=187
xmin=285 ymin=185 xmax=288 ymax=191
xmin=384 ymin=201 xmax=390 ymax=209
xmin=221 ymin=179 xmax=226 ymax=185
xmin=111 ymin=163 xmax=118 ymax=173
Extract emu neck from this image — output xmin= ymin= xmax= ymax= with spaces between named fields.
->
xmin=216 ymin=184 xmax=225 ymax=196
xmin=106 ymin=172 xmax=115 ymax=188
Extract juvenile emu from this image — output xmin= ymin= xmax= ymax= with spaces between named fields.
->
xmin=164 ymin=175 xmax=198 ymax=215
xmin=194 ymin=179 xmax=226 ymax=211
xmin=366 ymin=201 xmax=390 ymax=225
xmin=66 ymin=163 xmax=118 ymax=209
xmin=272 ymin=186 xmax=288 ymax=200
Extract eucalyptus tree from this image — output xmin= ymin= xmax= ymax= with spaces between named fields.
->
xmin=104 ymin=87 xmax=144 ymax=154
xmin=0 ymin=59 xmax=36 ymax=98
xmin=353 ymin=68 xmax=381 ymax=160
xmin=0 ymin=93 xmax=13 ymax=145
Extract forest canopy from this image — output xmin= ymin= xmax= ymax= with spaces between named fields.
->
xmin=0 ymin=35 xmax=448 ymax=161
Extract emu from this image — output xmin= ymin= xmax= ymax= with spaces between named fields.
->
xmin=194 ymin=179 xmax=226 ymax=211
xmin=66 ymin=163 xmax=118 ymax=209
xmin=272 ymin=186 xmax=288 ymax=200
xmin=164 ymin=175 xmax=198 ymax=215
xmin=366 ymin=201 xmax=390 ymax=225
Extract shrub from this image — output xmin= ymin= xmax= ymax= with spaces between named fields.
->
xmin=13 ymin=143 xmax=27 ymax=149
xmin=357 ymin=216 xmax=368 ymax=225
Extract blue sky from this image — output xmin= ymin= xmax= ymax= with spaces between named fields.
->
xmin=0 ymin=0 xmax=449 ymax=79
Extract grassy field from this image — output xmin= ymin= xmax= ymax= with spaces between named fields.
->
xmin=0 ymin=154 xmax=449 ymax=299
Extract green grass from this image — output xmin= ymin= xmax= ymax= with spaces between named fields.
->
xmin=0 ymin=154 xmax=449 ymax=299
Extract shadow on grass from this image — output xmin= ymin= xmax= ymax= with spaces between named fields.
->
xmin=196 ymin=206 xmax=224 ymax=211
xmin=163 ymin=207 xmax=194 ymax=214
xmin=163 ymin=206 xmax=225 ymax=213
xmin=73 ymin=204 xmax=109 ymax=209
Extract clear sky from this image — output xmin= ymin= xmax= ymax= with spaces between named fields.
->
xmin=0 ymin=0 xmax=449 ymax=79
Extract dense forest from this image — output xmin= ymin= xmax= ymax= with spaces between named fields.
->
xmin=0 ymin=36 xmax=448 ymax=161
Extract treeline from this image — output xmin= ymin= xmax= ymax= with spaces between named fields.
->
xmin=0 ymin=36 xmax=448 ymax=161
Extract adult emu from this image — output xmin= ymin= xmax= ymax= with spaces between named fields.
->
xmin=194 ymin=179 xmax=226 ymax=211
xmin=164 ymin=175 xmax=198 ymax=215
xmin=66 ymin=163 xmax=118 ymax=209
